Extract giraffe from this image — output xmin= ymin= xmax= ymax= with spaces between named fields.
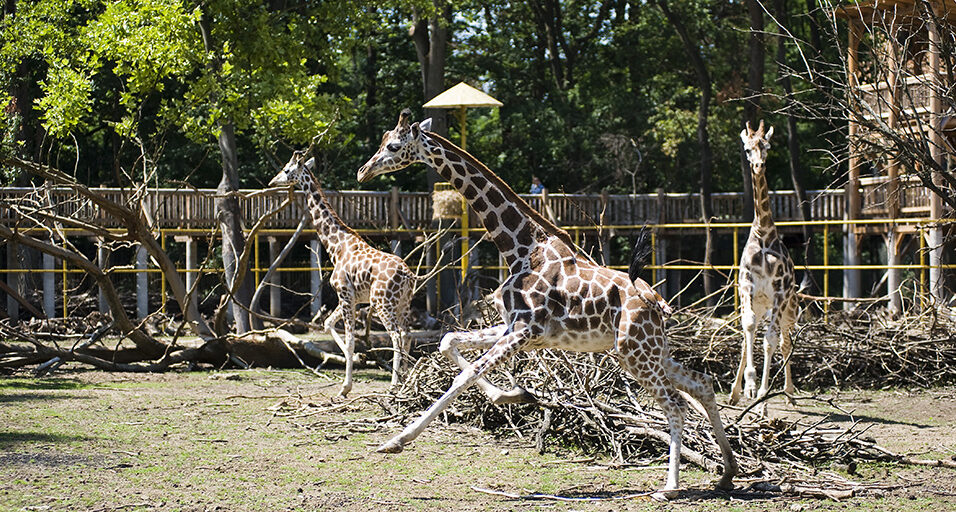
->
xmin=730 ymin=121 xmax=799 ymax=412
xmin=269 ymin=151 xmax=416 ymax=397
xmin=356 ymin=109 xmax=737 ymax=498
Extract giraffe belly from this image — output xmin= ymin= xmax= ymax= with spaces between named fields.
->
xmin=528 ymin=330 xmax=616 ymax=352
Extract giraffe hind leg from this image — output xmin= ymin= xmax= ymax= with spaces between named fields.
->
xmin=439 ymin=325 xmax=536 ymax=404
xmin=375 ymin=302 xmax=408 ymax=388
xmin=616 ymin=353 xmax=686 ymax=498
xmin=379 ymin=329 xmax=533 ymax=453
xmin=665 ymin=358 xmax=738 ymax=490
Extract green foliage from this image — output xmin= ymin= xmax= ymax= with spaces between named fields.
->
xmin=1 ymin=0 xmax=838 ymax=194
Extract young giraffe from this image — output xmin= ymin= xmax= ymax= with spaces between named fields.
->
xmin=730 ymin=121 xmax=799 ymax=412
xmin=357 ymin=109 xmax=737 ymax=498
xmin=270 ymin=151 xmax=415 ymax=397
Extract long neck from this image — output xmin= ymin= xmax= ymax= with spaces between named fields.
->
xmin=422 ymin=133 xmax=574 ymax=270
xmin=301 ymin=176 xmax=365 ymax=263
xmin=750 ymin=161 xmax=776 ymax=233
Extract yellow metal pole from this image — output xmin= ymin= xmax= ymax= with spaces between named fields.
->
xmin=823 ymin=224 xmax=829 ymax=318
xmin=459 ymin=106 xmax=469 ymax=283
xmin=733 ymin=227 xmax=739 ymax=312
xmin=458 ymin=105 xmax=467 ymax=151
xmin=461 ymin=200 xmax=469 ymax=283
xmin=254 ymin=235 xmax=261 ymax=289
xmin=919 ymin=226 xmax=926 ymax=309
xmin=160 ymin=230 xmax=166 ymax=314
xmin=61 ymin=258 xmax=67 ymax=319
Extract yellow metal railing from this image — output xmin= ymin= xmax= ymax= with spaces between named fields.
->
xmin=0 ymin=217 xmax=952 ymax=319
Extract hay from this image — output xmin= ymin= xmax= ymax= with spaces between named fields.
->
xmin=431 ymin=189 xmax=464 ymax=219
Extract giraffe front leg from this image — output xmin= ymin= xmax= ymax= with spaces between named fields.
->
xmin=378 ymin=329 xmax=531 ymax=453
xmin=755 ymin=324 xmax=780 ymax=416
xmin=439 ymin=325 xmax=536 ymax=404
xmin=730 ymin=304 xmax=759 ymax=404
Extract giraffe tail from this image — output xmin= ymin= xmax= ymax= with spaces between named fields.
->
xmin=628 ymin=225 xmax=653 ymax=283
xmin=629 ymin=225 xmax=673 ymax=317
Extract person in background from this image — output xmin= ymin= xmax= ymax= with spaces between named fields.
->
xmin=529 ymin=175 xmax=544 ymax=194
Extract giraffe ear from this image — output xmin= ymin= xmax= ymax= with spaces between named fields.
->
xmin=304 ymin=157 xmax=316 ymax=170
xmin=419 ymin=118 xmax=432 ymax=133
xmin=764 ymin=126 xmax=774 ymax=141
xmin=739 ymin=128 xmax=749 ymax=142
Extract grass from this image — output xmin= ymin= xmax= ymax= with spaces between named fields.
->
xmin=0 ymin=369 xmax=953 ymax=511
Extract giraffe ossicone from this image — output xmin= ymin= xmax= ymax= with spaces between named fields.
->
xmin=731 ymin=120 xmax=799 ymax=414
xmin=357 ymin=109 xmax=738 ymax=498
xmin=270 ymin=151 xmax=417 ymax=397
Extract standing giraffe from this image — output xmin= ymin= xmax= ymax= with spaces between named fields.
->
xmin=357 ymin=109 xmax=737 ymax=498
xmin=730 ymin=121 xmax=799 ymax=411
xmin=270 ymin=151 xmax=415 ymax=397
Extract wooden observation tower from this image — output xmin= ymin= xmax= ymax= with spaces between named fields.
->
xmin=837 ymin=0 xmax=955 ymax=310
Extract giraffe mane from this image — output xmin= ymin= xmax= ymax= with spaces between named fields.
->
xmin=426 ymin=132 xmax=575 ymax=250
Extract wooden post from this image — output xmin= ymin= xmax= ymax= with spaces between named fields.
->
xmin=184 ymin=236 xmax=197 ymax=306
xmin=927 ymin=2 xmax=946 ymax=304
xmin=97 ymin=239 xmax=108 ymax=313
xmin=600 ymin=189 xmax=610 ymax=266
xmin=310 ymin=239 xmax=322 ymax=319
xmin=136 ymin=244 xmax=148 ymax=320
xmin=844 ymin=20 xmax=863 ymax=306
xmin=884 ymin=19 xmax=903 ymax=314
xmin=6 ymin=240 xmax=19 ymax=321
xmin=42 ymin=251 xmax=55 ymax=319
xmin=390 ymin=186 xmax=402 ymax=256
xmin=268 ymin=236 xmax=281 ymax=317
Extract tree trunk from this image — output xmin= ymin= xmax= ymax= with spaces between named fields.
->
xmin=199 ymin=10 xmax=253 ymax=334
xmin=411 ymin=3 xmax=452 ymax=315
xmin=741 ymin=0 xmax=765 ymax=223
xmin=775 ymin=0 xmax=814 ymax=291
xmin=656 ymin=0 xmax=716 ymax=307
xmin=412 ymin=4 xmax=450 ymax=142
xmin=215 ymin=122 xmax=254 ymax=333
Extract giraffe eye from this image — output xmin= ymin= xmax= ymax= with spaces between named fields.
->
xmin=386 ymin=143 xmax=400 ymax=152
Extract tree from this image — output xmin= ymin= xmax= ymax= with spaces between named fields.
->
xmin=655 ymin=0 xmax=718 ymax=306
xmin=741 ymin=0 xmax=766 ymax=223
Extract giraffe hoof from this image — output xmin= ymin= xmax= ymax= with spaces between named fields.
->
xmin=491 ymin=386 xmax=537 ymax=405
xmin=714 ymin=476 xmax=735 ymax=492
xmin=652 ymin=488 xmax=680 ymax=501
xmin=377 ymin=438 xmax=405 ymax=454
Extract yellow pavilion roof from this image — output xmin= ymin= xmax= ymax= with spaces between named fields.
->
xmin=423 ymin=82 xmax=502 ymax=109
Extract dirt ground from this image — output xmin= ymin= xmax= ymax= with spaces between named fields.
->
xmin=1 ymin=368 xmax=955 ymax=512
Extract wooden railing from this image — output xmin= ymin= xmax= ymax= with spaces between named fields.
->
xmin=857 ymin=73 xmax=936 ymax=125
xmin=0 ymin=182 xmax=930 ymax=232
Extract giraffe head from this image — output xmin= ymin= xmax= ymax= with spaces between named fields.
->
xmin=357 ymin=108 xmax=432 ymax=183
xmin=270 ymin=150 xmax=317 ymax=189
xmin=740 ymin=120 xmax=774 ymax=172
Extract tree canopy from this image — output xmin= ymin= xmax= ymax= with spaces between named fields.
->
xmin=2 ymin=0 xmax=844 ymax=195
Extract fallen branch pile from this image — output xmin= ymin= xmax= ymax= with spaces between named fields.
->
xmin=668 ymin=306 xmax=956 ymax=390
xmin=369 ymin=309 xmax=956 ymax=498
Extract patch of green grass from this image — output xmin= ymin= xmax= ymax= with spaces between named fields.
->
xmin=0 ymin=430 xmax=94 ymax=449
xmin=0 ymin=377 xmax=90 ymax=391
